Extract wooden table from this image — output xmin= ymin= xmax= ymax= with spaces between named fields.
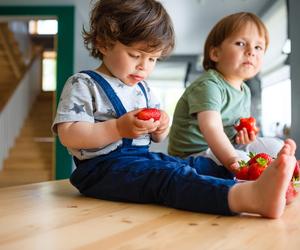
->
xmin=1 ymin=180 xmax=300 ymax=250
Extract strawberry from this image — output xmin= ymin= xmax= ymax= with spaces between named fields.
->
xmin=236 ymin=160 xmax=249 ymax=180
xmin=248 ymin=152 xmax=273 ymax=166
xmin=234 ymin=117 xmax=259 ymax=134
xmin=248 ymin=162 xmax=266 ymax=180
xmin=248 ymin=163 xmax=266 ymax=180
xmin=286 ymin=182 xmax=298 ymax=203
xmin=236 ymin=166 xmax=249 ymax=180
xmin=293 ymin=161 xmax=300 ymax=180
xmin=136 ymin=108 xmax=161 ymax=121
xmin=247 ymin=152 xmax=271 ymax=180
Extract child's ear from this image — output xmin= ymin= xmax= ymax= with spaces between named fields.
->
xmin=96 ymin=39 xmax=108 ymax=55
xmin=98 ymin=46 xmax=107 ymax=55
xmin=209 ymin=47 xmax=219 ymax=63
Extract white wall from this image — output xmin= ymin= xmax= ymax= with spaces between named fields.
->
xmin=0 ymin=0 xmax=277 ymax=73
xmin=0 ymin=0 xmax=98 ymax=72
xmin=289 ymin=0 xmax=300 ymax=158
xmin=261 ymin=0 xmax=288 ymax=74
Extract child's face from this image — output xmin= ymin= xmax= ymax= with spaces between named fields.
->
xmin=210 ymin=22 xmax=266 ymax=87
xmin=98 ymin=41 xmax=162 ymax=86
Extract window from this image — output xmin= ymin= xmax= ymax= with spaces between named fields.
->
xmin=42 ymin=51 xmax=57 ymax=91
xmin=29 ymin=20 xmax=58 ymax=35
xmin=261 ymin=66 xmax=291 ymax=138
xmin=147 ymin=62 xmax=187 ymax=123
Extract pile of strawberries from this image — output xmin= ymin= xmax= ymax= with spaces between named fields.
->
xmin=236 ymin=153 xmax=273 ymax=180
xmin=236 ymin=152 xmax=299 ymax=200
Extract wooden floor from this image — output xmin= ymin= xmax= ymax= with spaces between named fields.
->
xmin=0 ymin=91 xmax=54 ymax=187
xmin=1 ymin=179 xmax=300 ymax=250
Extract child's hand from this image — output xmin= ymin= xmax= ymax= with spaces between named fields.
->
xmin=151 ymin=110 xmax=169 ymax=136
xmin=235 ymin=127 xmax=256 ymax=145
xmin=226 ymin=157 xmax=242 ymax=174
xmin=116 ymin=109 xmax=159 ymax=139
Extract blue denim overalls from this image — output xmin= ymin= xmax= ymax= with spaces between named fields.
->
xmin=70 ymin=71 xmax=236 ymax=215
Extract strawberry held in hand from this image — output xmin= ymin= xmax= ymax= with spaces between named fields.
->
xmin=136 ymin=108 xmax=161 ymax=121
xmin=234 ymin=117 xmax=259 ymax=135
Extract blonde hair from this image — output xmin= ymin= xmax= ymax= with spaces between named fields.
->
xmin=203 ymin=12 xmax=269 ymax=71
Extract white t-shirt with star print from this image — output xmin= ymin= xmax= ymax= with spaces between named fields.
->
xmin=52 ymin=71 xmax=160 ymax=160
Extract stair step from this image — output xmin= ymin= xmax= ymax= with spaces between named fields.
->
xmin=15 ymin=137 xmax=54 ymax=145
xmin=12 ymin=141 xmax=53 ymax=149
xmin=3 ymin=163 xmax=51 ymax=171
xmin=8 ymin=149 xmax=52 ymax=159
xmin=4 ymin=157 xmax=52 ymax=168
xmin=0 ymin=169 xmax=52 ymax=188
xmin=1 ymin=88 xmax=55 ymax=187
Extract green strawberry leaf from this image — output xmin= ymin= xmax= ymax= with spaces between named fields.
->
xmin=256 ymin=157 xmax=268 ymax=167
xmin=238 ymin=160 xmax=248 ymax=168
xmin=248 ymin=152 xmax=257 ymax=159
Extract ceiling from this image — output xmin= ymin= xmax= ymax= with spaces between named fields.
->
xmin=161 ymin=0 xmax=276 ymax=55
xmin=159 ymin=0 xmax=287 ymax=75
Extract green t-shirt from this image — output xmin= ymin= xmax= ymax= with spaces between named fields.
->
xmin=168 ymin=69 xmax=251 ymax=157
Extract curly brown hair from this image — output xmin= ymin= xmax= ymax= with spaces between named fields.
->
xmin=203 ymin=12 xmax=269 ymax=71
xmin=83 ymin=0 xmax=175 ymax=59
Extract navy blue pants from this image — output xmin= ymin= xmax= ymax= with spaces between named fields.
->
xmin=70 ymin=146 xmax=237 ymax=215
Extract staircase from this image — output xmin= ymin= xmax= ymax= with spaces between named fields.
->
xmin=0 ymin=91 xmax=54 ymax=187
xmin=0 ymin=22 xmax=26 ymax=112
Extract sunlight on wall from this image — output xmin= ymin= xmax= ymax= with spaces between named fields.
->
xmin=261 ymin=79 xmax=291 ymax=137
xmin=42 ymin=51 xmax=57 ymax=91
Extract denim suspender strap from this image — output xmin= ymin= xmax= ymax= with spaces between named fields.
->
xmin=81 ymin=71 xmax=127 ymax=117
xmin=80 ymin=70 xmax=133 ymax=146
xmin=138 ymin=82 xmax=149 ymax=108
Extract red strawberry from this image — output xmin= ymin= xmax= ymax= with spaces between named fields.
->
xmin=248 ymin=152 xmax=273 ymax=166
xmin=236 ymin=166 xmax=249 ymax=180
xmin=286 ymin=182 xmax=298 ymax=204
xmin=248 ymin=162 xmax=266 ymax=180
xmin=136 ymin=108 xmax=161 ymax=121
xmin=236 ymin=160 xmax=249 ymax=180
xmin=234 ymin=117 xmax=259 ymax=134
xmin=293 ymin=161 xmax=300 ymax=180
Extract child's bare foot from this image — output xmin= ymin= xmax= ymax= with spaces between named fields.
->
xmin=228 ymin=139 xmax=297 ymax=218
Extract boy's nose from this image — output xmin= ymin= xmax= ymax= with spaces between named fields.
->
xmin=137 ymin=61 xmax=146 ymax=71
xmin=246 ymin=47 xmax=255 ymax=56
xmin=137 ymin=65 xmax=144 ymax=70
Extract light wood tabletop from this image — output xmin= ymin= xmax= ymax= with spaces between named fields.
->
xmin=1 ymin=179 xmax=300 ymax=250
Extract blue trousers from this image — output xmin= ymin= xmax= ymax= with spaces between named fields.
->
xmin=70 ymin=146 xmax=237 ymax=215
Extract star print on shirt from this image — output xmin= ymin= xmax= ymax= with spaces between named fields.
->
xmin=117 ymin=82 xmax=125 ymax=88
xmin=136 ymin=90 xmax=143 ymax=97
xmin=85 ymin=77 xmax=95 ymax=87
xmin=107 ymin=108 xmax=116 ymax=117
xmin=143 ymin=82 xmax=150 ymax=93
xmin=70 ymin=103 xmax=85 ymax=114
xmin=71 ymin=76 xmax=82 ymax=85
